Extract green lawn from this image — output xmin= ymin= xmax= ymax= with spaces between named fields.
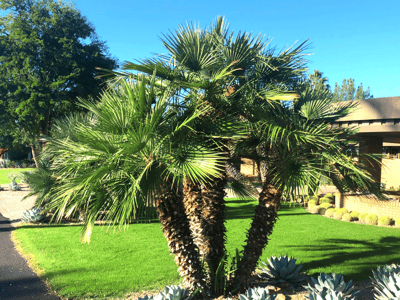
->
xmin=13 ymin=200 xmax=400 ymax=299
xmin=0 ymin=168 xmax=35 ymax=184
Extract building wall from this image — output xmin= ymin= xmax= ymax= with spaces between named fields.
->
xmin=381 ymin=158 xmax=400 ymax=189
xmin=341 ymin=194 xmax=400 ymax=219
xmin=240 ymin=158 xmax=259 ymax=179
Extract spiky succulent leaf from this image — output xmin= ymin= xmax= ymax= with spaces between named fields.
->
xmin=259 ymin=255 xmax=304 ymax=284
xmin=238 ymin=287 xmax=277 ymax=300
xmin=9 ymin=181 xmax=21 ymax=191
xmin=371 ymin=265 xmax=400 ymax=300
xmin=308 ymin=290 xmax=353 ymax=300
xmin=305 ymin=273 xmax=358 ymax=299
xmin=22 ymin=208 xmax=44 ymax=223
xmin=138 ymin=285 xmax=190 ymax=300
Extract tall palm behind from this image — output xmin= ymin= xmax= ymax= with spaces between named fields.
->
xmin=230 ymin=84 xmax=379 ymax=289
xmin=40 ymin=75 xmax=227 ymax=291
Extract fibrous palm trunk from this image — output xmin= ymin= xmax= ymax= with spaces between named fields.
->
xmin=183 ymin=178 xmax=208 ymax=256
xmin=156 ymin=188 xmax=208 ymax=291
xmin=232 ymin=177 xmax=282 ymax=290
xmin=201 ymin=172 xmax=228 ymax=287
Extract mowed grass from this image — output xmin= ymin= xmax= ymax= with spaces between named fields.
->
xmin=13 ymin=200 xmax=400 ymax=299
xmin=0 ymin=168 xmax=35 ymax=184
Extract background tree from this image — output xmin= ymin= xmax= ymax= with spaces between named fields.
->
xmin=332 ymin=78 xmax=373 ymax=102
xmin=0 ymin=0 xmax=118 ymax=165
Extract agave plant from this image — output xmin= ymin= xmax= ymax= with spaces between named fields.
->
xmin=371 ymin=264 xmax=400 ymax=299
xmin=9 ymin=181 xmax=21 ymax=191
xmin=138 ymin=285 xmax=190 ymax=300
xmin=22 ymin=208 xmax=44 ymax=223
xmin=236 ymin=287 xmax=277 ymax=300
xmin=308 ymin=290 xmax=352 ymax=300
xmin=258 ymin=255 xmax=304 ymax=284
xmin=304 ymin=273 xmax=358 ymax=299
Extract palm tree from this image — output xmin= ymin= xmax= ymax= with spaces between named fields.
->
xmin=110 ymin=18 xmax=310 ymax=290
xmin=230 ymin=83 xmax=380 ymax=289
xmin=40 ymin=75 xmax=227 ymax=291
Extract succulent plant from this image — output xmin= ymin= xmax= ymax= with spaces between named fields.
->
xmin=237 ymin=287 xmax=277 ymax=300
xmin=304 ymin=273 xmax=358 ymax=299
xmin=395 ymin=218 xmax=400 ymax=227
xmin=308 ymin=200 xmax=317 ymax=207
xmin=371 ymin=265 xmax=400 ymax=299
xmin=258 ymin=255 xmax=304 ymax=284
xmin=358 ymin=213 xmax=368 ymax=223
xmin=22 ymin=208 xmax=44 ymax=223
xmin=318 ymin=207 xmax=327 ymax=215
xmin=308 ymin=290 xmax=353 ymax=300
xmin=9 ymin=181 xmax=21 ymax=191
xmin=320 ymin=197 xmax=331 ymax=204
xmin=138 ymin=285 xmax=190 ymax=300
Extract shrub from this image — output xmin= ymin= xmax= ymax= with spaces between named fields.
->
xmin=339 ymin=208 xmax=348 ymax=214
xmin=395 ymin=218 xmax=400 ymax=227
xmin=333 ymin=211 xmax=344 ymax=220
xmin=365 ymin=214 xmax=378 ymax=225
xmin=325 ymin=193 xmax=334 ymax=199
xmin=349 ymin=211 xmax=359 ymax=221
xmin=358 ymin=213 xmax=368 ymax=223
xmin=309 ymin=205 xmax=320 ymax=214
xmin=319 ymin=197 xmax=331 ymax=204
xmin=258 ymin=255 xmax=304 ymax=285
xmin=308 ymin=200 xmax=317 ymax=207
xmin=325 ymin=208 xmax=337 ymax=218
xmin=318 ymin=207 xmax=327 ymax=215
xmin=378 ymin=216 xmax=391 ymax=226
xmin=320 ymin=202 xmax=331 ymax=209
xmin=342 ymin=213 xmax=352 ymax=222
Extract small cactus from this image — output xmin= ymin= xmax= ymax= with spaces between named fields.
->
xmin=349 ymin=211 xmax=359 ymax=221
xmin=358 ymin=213 xmax=368 ymax=223
xmin=304 ymin=273 xmax=358 ymax=300
xmin=342 ymin=213 xmax=352 ymax=222
xmin=238 ymin=287 xmax=277 ymax=300
xmin=309 ymin=205 xmax=320 ymax=214
xmin=365 ymin=214 xmax=378 ymax=225
xmin=333 ymin=211 xmax=344 ymax=220
xmin=325 ymin=208 xmax=337 ymax=218
xmin=378 ymin=216 xmax=391 ymax=226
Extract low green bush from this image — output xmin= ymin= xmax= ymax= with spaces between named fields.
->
xmin=359 ymin=213 xmax=368 ymax=223
xmin=325 ymin=208 xmax=337 ymax=218
xmin=318 ymin=207 xmax=327 ymax=215
xmin=339 ymin=208 xmax=348 ymax=214
xmin=342 ymin=213 xmax=353 ymax=222
xmin=308 ymin=200 xmax=317 ymax=207
xmin=319 ymin=202 xmax=331 ymax=209
xmin=395 ymin=218 xmax=400 ymax=227
xmin=325 ymin=193 xmax=334 ymax=199
xmin=333 ymin=211 xmax=344 ymax=220
xmin=365 ymin=214 xmax=378 ymax=225
xmin=309 ymin=205 xmax=320 ymax=214
xmin=319 ymin=197 xmax=331 ymax=204
xmin=378 ymin=216 xmax=391 ymax=226
xmin=350 ymin=211 xmax=359 ymax=221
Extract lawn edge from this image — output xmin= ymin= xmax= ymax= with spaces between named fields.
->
xmin=11 ymin=230 xmax=64 ymax=299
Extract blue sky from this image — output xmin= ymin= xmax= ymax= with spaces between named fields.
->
xmin=74 ymin=0 xmax=400 ymax=98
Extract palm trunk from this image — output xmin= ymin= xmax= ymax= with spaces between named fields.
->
xmin=156 ymin=189 xmax=208 ymax=291
xmin=183 ymin=179 xmax=208 ymax=256
xmin=201 ymin=173 xmax=228 ymax=287
xmin=232 ymin=178 xmax=282 ymax=290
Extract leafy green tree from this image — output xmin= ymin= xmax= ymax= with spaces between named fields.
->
xmin=0 ymin=0 xmax=118 ymax=165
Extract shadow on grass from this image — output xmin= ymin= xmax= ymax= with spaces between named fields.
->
xmin=288 ymin=236 xmax=400 ymax=280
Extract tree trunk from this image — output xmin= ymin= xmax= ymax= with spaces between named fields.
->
xmin=201 ymin=173 xmax=228 ymax=287
xmin=232 ymin=178 xmax=282 ymax=291
xmin=183 ymin=178 xmax=208 ymax=256
xmin=30 ymin=144 xmax=38 ymax=167
xmin=156 ymin=189 xmax=209 ymax=291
